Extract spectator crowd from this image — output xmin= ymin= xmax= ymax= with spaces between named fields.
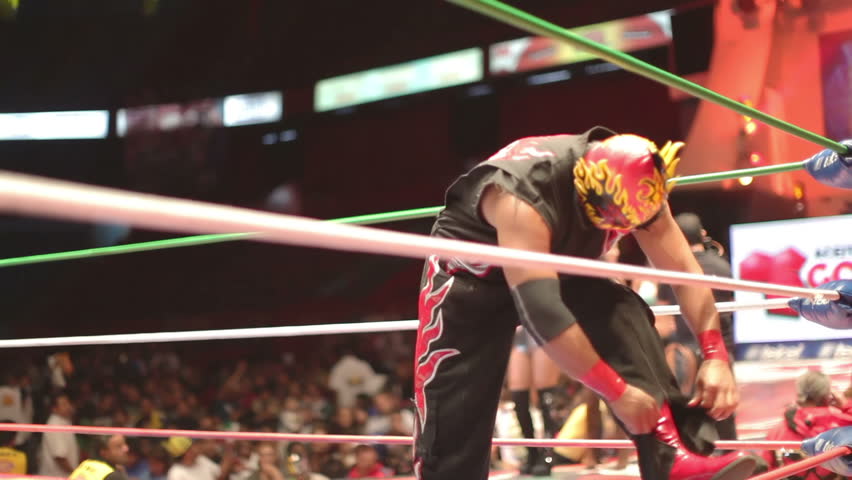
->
xmin=0 ymin=330 xmax=417 ymax=480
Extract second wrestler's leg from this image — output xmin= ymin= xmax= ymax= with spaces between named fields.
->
xmin=531 ymin=345 xmax=562 ymax=475
xmin=506 ymin=338 xmax=537 ymax=474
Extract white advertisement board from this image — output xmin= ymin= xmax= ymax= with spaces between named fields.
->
xmin=730 ymin=214 xmax=852 ymax=343
xmin=0 ymin=110 xmax=109 ymax=140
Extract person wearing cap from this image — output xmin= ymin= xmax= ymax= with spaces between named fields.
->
xmin=163 ymin=436 xmax=236 ymax=480
xmin=68 ymin=434 xmax=130 ymax=480
xmin=657 ymin=212 xmax=738 ymax=440
xmin=761 ymin=370 xmax=852 ymax=480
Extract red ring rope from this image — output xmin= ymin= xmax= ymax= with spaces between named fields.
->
xmin=0 ymin=423 xmax=802 ymax=450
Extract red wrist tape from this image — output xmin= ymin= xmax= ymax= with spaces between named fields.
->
xmin=698 ymin=329 xmax=729 ymax=362
xmin=580 ymin=359 xmax=627 ymax=402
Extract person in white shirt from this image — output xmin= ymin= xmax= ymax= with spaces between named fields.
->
xmin=164 ymin=436 xmax=236 ymax=480
xmin=327 ymin=354 xmax=386 ymax=409
xmin=0 ymin=372 xmax=34 ymax=446
xmin=38 ymin=393 xmax=79 ymax=476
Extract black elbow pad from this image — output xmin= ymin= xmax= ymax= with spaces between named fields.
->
xmin=510 ymin=278 xmax=577 ymax=346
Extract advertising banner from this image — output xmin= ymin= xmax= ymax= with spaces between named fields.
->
xmin=730 ymin=215 xmax=852 ymax=345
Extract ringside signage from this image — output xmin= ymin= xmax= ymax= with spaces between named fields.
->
xmin=730 ymin=214 xmax=852 ymax=345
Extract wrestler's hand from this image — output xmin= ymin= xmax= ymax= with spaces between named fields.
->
xmin=609 ymin=385 xmax=660 ymax=434
xmin=690 ymin=359 xmax=738 ymax=420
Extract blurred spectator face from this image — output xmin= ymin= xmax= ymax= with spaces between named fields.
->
xmin=284 ymin=397 xmax=300 ymax=411
xmin=181 ymin=443 xmax=201 ymax=465
xmin=102 ymin=435 xmax=130 ymax=466
xmin=289 ymin=443 xmax=307 ymax=459
xmin=148 ymin=453 xmax=169 ymax=475
xmin=305 ymin=383 xmax=321 ymax=397
xmin=125 ymin=385 xmax=141 ymax=404
xmin=335 ymin=407 xmax=354 ymax=428
xmin=54 ymin=394 xmax=74 ymax=419
xmin=257 ymin=443 xmax=278 ymax=467
xmin=394 ymin=362 xmax=413 ymax=382
xmin=98 ymin=394 xmax=116 ymax=414
xmin=198 ymin=439 xmax=219 ymax=459
xmin=374 ymin=392 xmax=397 ymax=415
xmin=78 ymin=381 xmax=93 ymax=396
xmin=355 ymin=445 xmax=378 ymax=470
xmin=112 ymin=409 xmax=129 ymax=427
xmin=281 ymin=398 xmax=304 ymax=432
xmin=176 ymin=401 xmax=191 ymax=417
xmin=311 ymin=427 xmax=331 ymax=454
xmin=354 ymin=408 xmax=368 ymax=425
xmin=199 ymin=416 xmax=218 ymax=431
xmin=144 ymin=379 xmax=159 ymax=396
xmin=56 ymin=352 xmax=74 ymax=375
xmin=229 ymin=407 xmax=243 ymax=422
xmin=140 ymin=397 xmax=155 ymax=414
xmin=235 ymin=441 xmax=252 ymax=458
xmin=286 ymin=443 xmax=311 ymax=476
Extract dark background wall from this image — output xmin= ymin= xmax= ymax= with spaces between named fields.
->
xmin=0 ymin=0 xmax=788 ymax=338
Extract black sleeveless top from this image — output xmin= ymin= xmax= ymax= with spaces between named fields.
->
xmin=431 ymin=126 xmax=620 ymax=282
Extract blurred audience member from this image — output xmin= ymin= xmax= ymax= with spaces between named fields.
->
xmin=38 ymin=393 xmax=78 ymax=476
xmin=279 ymin=397 xmax=306 ymax=434
xmin=69 ymin=434 xmax=130 ymax=480
xmin=328 ymin=349 xmax=386 ymax=409
xmin=0 ymin=421 xmax=27 ymax=474
xmin=0 ymin=372 xmax=33 ymax=447
xmin=46 ymin=352 xmax=74 ymax=391
xmin=762 ymin=371 xmax=852 ymax=480
xmin=346 ymin=445 xmax=389 ymax=479
xmin=146 ymin=446 xmax=172 ymax=480
xmin=136 ymin=397 xmax=165 ymax=429
xmin=164 ymin=436 xmax=235 ymax=480
xmin=364 ymin=390 xmax=413 ymax=436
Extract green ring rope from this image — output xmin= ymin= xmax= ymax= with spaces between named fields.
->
xmin=446 ymin=0 xmax=848 ymax=154
xmin=0 ymin=207 xmax=445 ymax=268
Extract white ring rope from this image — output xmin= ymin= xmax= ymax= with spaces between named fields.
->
xmin=0 ymin=171 xmax=838 ymax=300
xmin=0 ymin=298 xmax=793 ymax=349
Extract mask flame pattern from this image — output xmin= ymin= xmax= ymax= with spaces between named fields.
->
xmin=574 ymin=137 xmax=683 ymax=231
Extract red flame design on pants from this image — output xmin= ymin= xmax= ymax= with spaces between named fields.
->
xmin=413 ymin=257 xmax=460 ymax=477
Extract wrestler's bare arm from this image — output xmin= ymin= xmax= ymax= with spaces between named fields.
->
xmin=481 ymin=184 xmax=660 ymax=434
xmin=633 ymin=204 xmax=738 ymax=420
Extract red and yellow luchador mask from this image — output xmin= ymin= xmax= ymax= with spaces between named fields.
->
xmin=574 ymin=134 xmax=683 ymax=233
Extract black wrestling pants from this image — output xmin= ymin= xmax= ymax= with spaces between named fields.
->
xmin=413 ymin=256 xmax=718 ymax=480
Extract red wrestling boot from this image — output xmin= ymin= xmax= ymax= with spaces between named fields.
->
xmin=656 ymin=404 xmax=757 ymax=480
